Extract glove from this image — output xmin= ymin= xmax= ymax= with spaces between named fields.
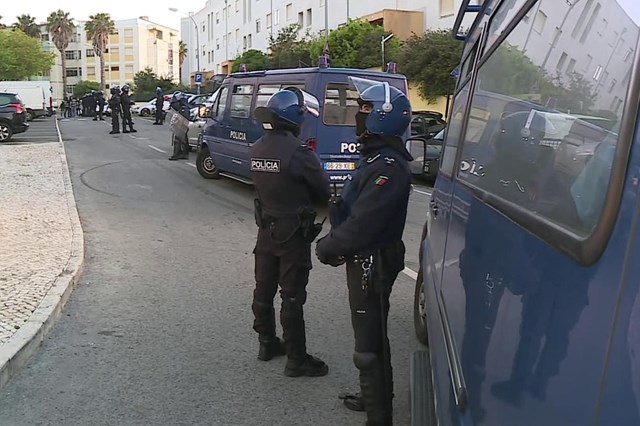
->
xmin=315 ymin=236 xmax=345 ymax=267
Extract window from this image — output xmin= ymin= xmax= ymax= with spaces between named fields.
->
xmin=583 ymin=54 xmax=592 ymax=72
xmin=214 ymin=86 xmax=229 ymax=118
xmin=286 ymin=3 xmax=293 ymax=21
xmin=454 ymin=0 xmax=637 ymax=240
xmin=320 ymin=0 xmax=325 ymax=6
xmin=156 ymin=31 xmax=163 ymax=40
xmin=125 ymin=65 xmax=134 ymax=74
xmin=323 ymin=83 xmax=359 ymax=125
xmin=223 ymin=35 xmax=227 ymax=46
xmin=572 ymin=0 xmax=593 ymax=38
xmin=111 ymin=47 xmax=119 ymax=56
xmin=579 ymin=3 xmax=601 ymax=43
xmin=266 ymin=13 xmax=272 ymax=28
xmin=274 ymin=10 xmax=280 ymax=26
xmin=256 ymin=83 xmax=306 ymax=108
xmin=566 ymin=58 xmax=576 ymax=74
xmin=86 ymin=49 xmax=95 ymax=57
xmin=624 ymin=48 xmax=633 ymax=62
xmin=65 ymin=85 xmax=75 ymax=95
xmin=298 ymin=11 xmax=304 ymax=27
xmin=248 ymin=34 xmax=252 ymax=48
xmin=124 ymin=28 xmax=133 ymax=38
xmin=243 ymin=35 xmax=247 ymax=50
xmin=217 ymin=39 xmax=220 ymax=50
xmin=440 ymin=0 xmax=454 ymax=17
xmin=87 ymin=66 xmax=95 ymax=76
xmin=608 ymin=79 xmax=617 ymax=93
xmin=216 ymin=12 xmax=220 ymax=24
xmin=125 ymin=47 xmax=134 ymax=56
xmin=533 ymin=10 xmax=547 ymax=34
xmin=235 ymin=0 xmax=240 ymax=12
xmin=556 ymin=52 xmax=568 ymax=71
xmin=65 ymin=68 xmax=80 ymax=77
xmin=111 ymin=66 xmax=120 ymax=71
xmin=65 ymin=50 xmax=77 ymax=60
xmin=256 ymin=19 xmax=261 ymax=33
xmin=235 ymin=29 xmax=240 ymax=44
xmin=229 ymin=84 xmax=253 ymax=119
xmin=307 ymin=9 xmax=313 ymax=26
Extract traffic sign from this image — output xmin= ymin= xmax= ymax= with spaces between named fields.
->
xmin=194 ymin=72 xmax=203 ymax=85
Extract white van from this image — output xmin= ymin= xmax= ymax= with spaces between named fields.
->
xmin=0 ymin=82 xmax=50 ymax=120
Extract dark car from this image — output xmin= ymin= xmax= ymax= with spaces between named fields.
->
xmin=411 ymin=110 xmax=446 ymax=140
xmin=0 ymin=92 xmax=29 ymax=142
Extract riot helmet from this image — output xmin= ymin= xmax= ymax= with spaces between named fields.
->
xmin=349 ymin=76 xmax=411 ymax=139
xmin=122 ymin=84 xmax=130 ymax=93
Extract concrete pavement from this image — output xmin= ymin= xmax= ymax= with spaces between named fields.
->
xmin=0 ymin=117 xmax=84 ymax=389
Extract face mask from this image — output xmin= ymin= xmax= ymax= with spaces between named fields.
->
xmin=355 ymin=111 xmax=369 ymax=137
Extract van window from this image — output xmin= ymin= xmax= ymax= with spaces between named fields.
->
xmin=0 ymin=94 xmax=13 ymax=105
xmin=456 ymin=0 xmax=635 ymax=237
xmin=214 ymin=86 xmax=229 ymax=119
xmin=323 ymin=83 xmax=359 ymax=126
xmin=255 ymin=83 xmax=306 ymax=108
xmin=229 ymin=84 xmax=253 ymax=119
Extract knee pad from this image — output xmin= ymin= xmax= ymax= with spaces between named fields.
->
xmin=353 ymin=352 xmax=379 ymax=371
xmin=282 ymin=290 xmax=307 ymax=312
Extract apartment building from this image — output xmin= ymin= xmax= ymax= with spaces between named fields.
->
xmin=41 ymin=17 xmax=179 ymax=103
xmin=179 ymin=0 xmax=478 ymax=83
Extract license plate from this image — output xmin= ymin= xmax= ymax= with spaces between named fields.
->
xmin=324 ymin=162 xmax=356 ymax=171
xmin=423 ymin=161 xmax=430 ymax=173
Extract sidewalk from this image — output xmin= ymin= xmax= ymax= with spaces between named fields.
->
xmin=0 ymin=120 xmax=84 ymax=389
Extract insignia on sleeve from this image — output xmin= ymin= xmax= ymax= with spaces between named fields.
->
xmin=374 ymin=175 xmax=389 ymax=186
xmin=384 ymin=156 xmax=396 ymax=165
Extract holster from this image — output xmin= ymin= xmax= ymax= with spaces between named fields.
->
xmin=298 ymin=206 xmax=324 ymax=242
xmin=372 ymin=241 xmax=406 ymax=294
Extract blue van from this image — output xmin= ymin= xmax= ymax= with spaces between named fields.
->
xmin=410 ymin=0 xmax=640 ymax=425
xmin=194 ymin=64 xmax=409 ymax=184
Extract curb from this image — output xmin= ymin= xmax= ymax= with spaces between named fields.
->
xmin=0 ymin=117 xmax=85 ymax=390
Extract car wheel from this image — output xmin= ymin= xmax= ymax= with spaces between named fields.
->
xmin=196 ymin=145 xmax=220 ymax=179
xmin=414 ymin=268 xmax=429 ymax=346
xmin=0 ymin=121 xmax=13 ymax=142
xmin=140 ymin=108 xmax=150 ymax=117
xmin=25 ymin=110 xmax=34 ymax=121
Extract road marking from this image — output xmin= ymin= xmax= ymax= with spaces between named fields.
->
xmin=186 ymin=162 xmax=197 ymax=168
xmin=129 ymin=135 xmax=150 ymax=140
xmin=148 ymin=145 xmax=166 ymax=153
xmin=413 ymin=188 xmax=432 ymax=196
xmin=402 ymin=267 xmax=418 ymax=280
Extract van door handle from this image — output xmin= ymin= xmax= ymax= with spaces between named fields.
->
xmin=430 ymin=199 xmax=439 ymax=218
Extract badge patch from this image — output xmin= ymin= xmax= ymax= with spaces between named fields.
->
xmin=251 ymin=158 xmax=281 ymax=173
xmin=374 ymin=175 xmax=389 ymax=186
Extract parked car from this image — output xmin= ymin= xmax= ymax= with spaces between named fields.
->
xmin=0 ymin=92 xmax=29 ymax=142
xmin=411 ymin=110 xmax=446 ymax=140
xmin=132 ymin=97 xmax=170 ymax=116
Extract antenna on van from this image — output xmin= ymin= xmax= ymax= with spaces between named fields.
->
xmin=386 ymin=61 xmax=397 ymax=74
xmin=239 ymin=63 xmax=247 ymax=72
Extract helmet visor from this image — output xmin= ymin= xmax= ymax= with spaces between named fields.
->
xmin=283 ymin=86 xmax=320 ymax=117
xmin=349 ymin=76 xmax=385 ymax=100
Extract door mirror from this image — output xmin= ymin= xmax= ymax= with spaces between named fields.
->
xmin=406 ymin=137 xmax=427 ymax=176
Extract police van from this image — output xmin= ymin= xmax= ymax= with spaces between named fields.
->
xmin=410 ymin=0 xmax=640 ymax=425
xmin=194 ymin=60 xmax=410 ymax=184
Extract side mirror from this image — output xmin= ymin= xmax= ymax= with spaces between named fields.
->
xmin=406 ymin=137 xmax=427 ymax=176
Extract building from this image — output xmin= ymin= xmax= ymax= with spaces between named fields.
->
xmin=179 ymin=0 xmax=481 ymax=83
xmin=41 ymin=17 xmax=180 ymax=103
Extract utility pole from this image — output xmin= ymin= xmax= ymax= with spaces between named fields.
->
xmin=325 ymin=0 xmax=329 ymax=40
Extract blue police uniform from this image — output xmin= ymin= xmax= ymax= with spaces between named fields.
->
xmin=316 ymin=79 xmax=412 ymax=426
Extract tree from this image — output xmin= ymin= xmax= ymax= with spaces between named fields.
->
xmin=309 ymin=19 xmax=400 ymax=69
xmin=84 ymin=13 xmax=115 ymax=91
xmin=0 ymin=29 xmax=54 ymax=80
xmin=72 ymin=80 xmax=100 ymax=98
xmin=268 ymin=24 xmax=313 ymax=69
xmin=13 ymin=15 xmax=40 ymax=38
xmin=397 ymin=29 xmax=463 ymax=102
xmin=0 ymin=16 xmax=5 ymax=29
xmin=231 ymin=49 xmax=269 ymax=72
xmin=133 ymin=67 xmax=160 ymax=93
xmin=178 ymin=40 xmax=187 ymax=73
xmin=46 ymin=10 xmax=74 ymax=98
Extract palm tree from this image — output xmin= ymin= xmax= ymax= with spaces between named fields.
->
xmin=0 ymin=15 xmax=6 ymax=29
xmin=46 ymin=10 xmax=74 ymax=98
xmin=179 ymin=40 xmax=188 ymax=76
xmin=85 ymin=13 xmax=115 ymax=91
xmin=13 ymin=14 xmax=40 ymax=38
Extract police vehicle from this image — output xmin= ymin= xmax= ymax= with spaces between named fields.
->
xmin=194 ymin=59 xmax=410 ymax=184
xmin=411 ymin=0 xmax=640 ymax=425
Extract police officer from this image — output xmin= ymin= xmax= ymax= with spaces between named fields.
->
xmin=93 ymin=90 xmax=105 ymax=121
xmin=120 ymin=84 xmax=137 ymax=133
xmin=153 ymin=87 xmax=165 ymax=125
xmin=315 ymin=79 xmax=413 ymax=425
xmin=168 ymin=91 xmax=190 ymax=161
xmin=250 ymin=87 xmax=331 ymax=377
xmin=109 ymin=86 xmax=122 ymax=134
xmin=87 ymin=90 xmax=97 ymax=118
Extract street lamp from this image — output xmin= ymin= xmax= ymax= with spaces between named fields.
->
xmin=381 ymin=33 xmax=394 ymax=69
xmin=169 ymin=7 xmax=201 ymax=94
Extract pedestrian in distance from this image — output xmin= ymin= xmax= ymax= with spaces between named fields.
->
xmin=250 ymin=87 xmax=331 ymax=377
xmin=120 ymin=84 xmax=137 ymax=133
xmin=109 ymin=86 xmax=122 ymax=134
xmin=153 ymin=87 xmax=165 ymax=125
xmin=168 ymin=91 xmax=191 ymax=161
xmin=315 ymin=77 xmax=413 ymax=426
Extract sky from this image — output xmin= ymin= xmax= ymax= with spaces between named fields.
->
xmin=0 ymin=0 xmax=207 ymax=31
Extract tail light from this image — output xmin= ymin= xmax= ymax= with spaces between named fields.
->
xmin=306 ymin=137 xmax=317 ymax=151
xmin=9 ymin=103 xmax=23 ymax=114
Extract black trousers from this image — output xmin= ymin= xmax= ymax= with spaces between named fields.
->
xmin=154 ymin=107 xmax=164 ymax=124
xmin=122 ymin=108 xmax=134 ymax=131
xmin=252 ymin=226 xmax=311 ymax=361
xmin=111 ymin=110 xmax=120 ymax=132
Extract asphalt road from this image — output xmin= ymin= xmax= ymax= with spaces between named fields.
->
xmin=0 ymin=115 xmax=431 ymax=426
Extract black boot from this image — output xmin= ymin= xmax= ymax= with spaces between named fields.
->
xmin=354 ymin=352 xmax=393 ymax=425
xmin=339 ymin=392 xmax=365 ymax=412
xmin=258 ymin=337 xmax=286 ymax=361
xmin=284 ymin=354 xmax=328 ymax=377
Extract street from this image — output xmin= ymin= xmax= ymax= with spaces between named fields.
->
xmin=0 ymin=116 xmax=430 ymax=425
